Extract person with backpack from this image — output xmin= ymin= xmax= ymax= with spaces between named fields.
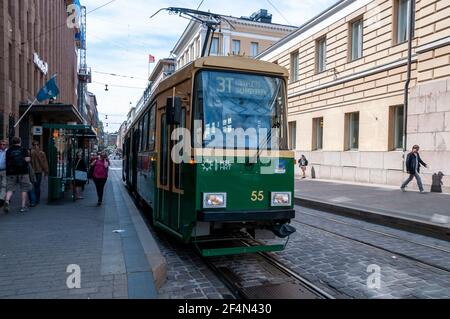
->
xmin=4 ymin=137 xmax=32 ymax=213
xmin=90 ymin=152 xmax=110 ymax=206
xmin=299 ymin=155 xmax=309 ymax=179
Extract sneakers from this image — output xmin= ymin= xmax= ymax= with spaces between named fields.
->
xmin=401 ymin=187 xmax=406 ymax=192
xmin=20 ymin=207 xmax=28 ymax=213
xmin=4 ymin=201 xmax=10 ymax=214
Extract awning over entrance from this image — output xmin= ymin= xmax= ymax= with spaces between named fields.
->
xmin=43 ymin=124 xmax=97 ymax=139
xmin=19 ymin=103 xmax=84 ymax=124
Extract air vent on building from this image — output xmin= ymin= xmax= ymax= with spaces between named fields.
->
xmin=244 ymin=9 xmax=272 ymax=23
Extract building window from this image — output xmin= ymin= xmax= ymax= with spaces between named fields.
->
xmin=313 ymin=117 xmax=324 ymax=151
xmin=8 ymin=44 xmax=14 ymax=82
xmin=288 ymin=121 xmax=297 ymax=150
xmin=19 ymin=54 xmax=24 ymax=89
xmin=350 ymin=18 xmax=363 ymax=61
xmin=391 ymin=105 xmax=404 ymax=150
xmin=8 ymin=0 xmax=13 ymax=17
xmin=316 ymin=37 xmax=327 ymax=73
xmin=232 ymin=40 xmax=241 ymax=55
xmin=346 ymin=112 xmax=360 ymax=150
xmin=396 ymin=0 xmax=410 ymax=44
xmin=210 ymin=37 xmax=219 ymax=55
xmin=290 ymin=51 xmax=299 ymax=82
xmin=251 ymin=42 xmax=259 ymax=57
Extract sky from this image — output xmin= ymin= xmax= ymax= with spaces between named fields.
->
xmin=82 ymin=0 xmax=338 ymax=133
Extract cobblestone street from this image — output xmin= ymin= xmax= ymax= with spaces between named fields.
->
xmin=270 ymin=207 xmax=450 ymax=299
xmin=150 ymin=228 xmax=233 ymax=299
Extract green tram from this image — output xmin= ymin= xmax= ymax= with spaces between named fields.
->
xmin=123 ymin=56 xmax=296 ymax=256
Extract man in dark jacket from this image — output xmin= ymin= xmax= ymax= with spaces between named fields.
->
xmin=401 ymin=145 xmax=428 ymax=193
xmin=4 ymin=137 xmax=31 ymax=213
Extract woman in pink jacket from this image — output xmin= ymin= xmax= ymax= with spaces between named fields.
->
xmin=90 ymin=152 xmax=110 ymax=206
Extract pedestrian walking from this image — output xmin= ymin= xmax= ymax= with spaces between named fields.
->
xmin=29 ymin=141 xmax=48 ymax=207
xmin=4 ymin=137 xmax=32 ymax=213
xmin=74 ymin=151 xmax=88 ymax=200
xmin=90 ymin=152 xmax=110 ymax=206
xmin=0 ymin=140 xmax=8 ymax=208
xmin=401 ymin=145 xmax=428 ymax=193
xmin=299 ymin=155 xmax=309 ymax=179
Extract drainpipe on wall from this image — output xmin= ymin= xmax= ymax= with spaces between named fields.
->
xmin=403 ymin=0 xmax=416 ymax=154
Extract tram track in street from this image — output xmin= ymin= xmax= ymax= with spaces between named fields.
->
xmin=297 ymin=210 xmax=450 ymax=254
xmin=201 ymin=240 xmax=337 ymax=300
xmin=290 ymin=217 xmax=450 ymax=274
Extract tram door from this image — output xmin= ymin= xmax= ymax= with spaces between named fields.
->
xmin=157 ymin=100 xmax=185 ymax=233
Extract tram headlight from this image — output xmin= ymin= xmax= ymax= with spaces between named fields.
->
xmin=203 ymin=193 xmax=227 ymax=209
xmin=271 ymin=192 xmax=292 ymax=207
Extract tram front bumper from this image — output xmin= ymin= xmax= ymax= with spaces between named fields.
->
xmin=197 ymin=209 xmax=295 ymax=222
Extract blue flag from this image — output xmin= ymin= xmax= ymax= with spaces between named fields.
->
xmin=36 ymin=75 xmax=60 ymax=102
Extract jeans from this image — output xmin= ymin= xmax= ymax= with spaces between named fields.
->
xmin=401 ymin=172 xmax=424 ymax=192
xmin=29 ymin=173 xmax=43 ymax=205
xmin=93 ymin=178 xmax=107 ymax=203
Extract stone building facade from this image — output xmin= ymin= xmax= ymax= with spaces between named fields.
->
xmin=0 ymin=0 xmax=78 ymax=141
xmin=258 ymin=0 xmax=450 ymax=193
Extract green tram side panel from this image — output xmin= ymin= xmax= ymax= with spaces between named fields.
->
xmin=153 ymin=156 xmax=294 ymax=244
xmin=154 ymin=162 xmax=197 ymax=243
xmin=195 ymin=156 xmax=295 ymax=212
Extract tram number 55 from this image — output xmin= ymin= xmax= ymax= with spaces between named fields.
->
xmin=251 ymin=191 xmax=265 ymax=202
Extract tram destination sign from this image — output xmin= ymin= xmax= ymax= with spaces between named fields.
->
xmin=211 ymin=73 xmax=269 ymax=97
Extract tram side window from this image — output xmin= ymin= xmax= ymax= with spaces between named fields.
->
xmin=139 ymin=119 xmax=145 ymax=152
xmin=142 ymin=112 xmax=149 ymax=151
xmin=148 ymin=105 xmax=156 ymax=151
xmin=175 ymin=108 xmax=186 ymax=190
xmin=160 ymin=115 xmax=168 ymax=185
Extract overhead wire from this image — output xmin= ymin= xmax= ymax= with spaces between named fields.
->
xmin=92 ymin=81 xmax=146 ymax=90
xmin=265 ymin=0 xmax=292 ymax=25
xmin=92 ymin=71 xmax=147 ymax=80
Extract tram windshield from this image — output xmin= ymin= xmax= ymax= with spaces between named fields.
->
xmin=194 ymin=70 xmax=288 ymax=150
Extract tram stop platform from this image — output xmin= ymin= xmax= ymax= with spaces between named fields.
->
xmin=0 ymin=161 xmax=166 ymax=299
xmin=295 ymin=178 xmax=450 ymax=240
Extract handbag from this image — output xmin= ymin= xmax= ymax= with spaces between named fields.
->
xmin=75 ymin=170 xmax=88 ymax=182
xmin=75 ymin=159 xmax=88 ymax=182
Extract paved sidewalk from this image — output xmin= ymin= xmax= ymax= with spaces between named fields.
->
xmin=295 ymin=179 xmax=450 ymax=238
xmin=0 ymin=165 xmax=162 ymax=299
